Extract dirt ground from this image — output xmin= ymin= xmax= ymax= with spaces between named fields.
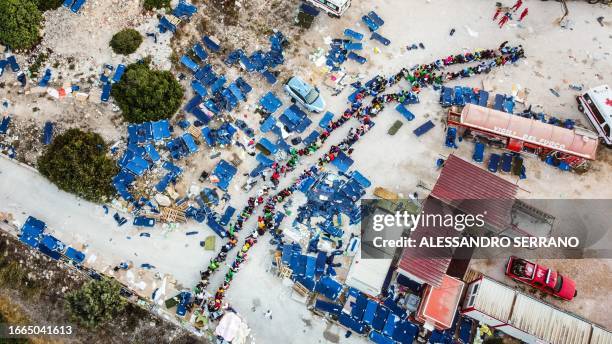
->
xmin=0 ymin=228 xmax=202 ymax=344
xmin=1 ymin=0 xmax=611 ymax=341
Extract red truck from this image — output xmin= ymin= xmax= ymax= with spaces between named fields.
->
xmin=505 ymin=256 xmax=577 ymax=301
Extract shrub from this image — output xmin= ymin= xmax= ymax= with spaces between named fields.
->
xmin=110 ymin=28 xmax=143 ymax=55
xmin=111 ymin=62 xmax=184 ymax=123
xmin=37 ymin=129 xmax=118 ymax=203
xmin=65 ymin=278 xmax=126 ymax=329
xmin=0 ymin=0 xmax=42 ymax=50
xmin=143 ymin=0 xmax=170 ymax=10
xmin=32 ymin=0 xmax=62 ymax=11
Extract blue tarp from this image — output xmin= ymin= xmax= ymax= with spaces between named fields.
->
xmin=473 ymin=142 xmax=485 ymax=163
xmin=413 ymin=120 xmax=435 ymax=137
xmin=383 ymin=313 xmax=399 ymax=337
xmin=19 ymin=216 xmax=46 ymax=248
xmin=339 ymin=313 xmax=366 ymax=334
xmin=257 ymin=137 xmax=278 ymax=155
xmin=303 ymin=130 xmax=320 ymax=146
xmin=315 ymin=276 xmax=343 ymax=301
xmin=259 ymin=92 xmax=282 ymax=113
xmin=477 ymin=90 xmax=489 ymax=107
xmin=65 ymin=247 xmax=85 ymax=264
xmin=319 ymin=111 xmax=334 ymax=130
xmin=144 ymin=144 xmax=161 ymax=162
xmin=331 ymin=151 xmax=354 ymax=173
xmin=501 ymin=153 xmax=513 ymax=173
xmin=173 ymin=1 xmax=197 ymax=18
xmin=42 ymin=121 xmax=54 ymax=145
xmin=362 ymin=15 xmax=380 ymax=31
xmin=488 ymin=153 xmax=501 ymax=172
xmin=440 ymin=87 xmax=453 ymax=107
xmin=191 ymin=80 xmax=208 ymax=97
xmin=212 ymin=160 xmax=237 ymax=191
xmin=363 ymin=300 xmax=378 ymax=325
xmin=158 ymin=16 xmax=176 ymax=33
xmin=395 ymin=104 xmax=415 ymax=121
xmin=180 ymin=55 xmax=199 ymax=73
xmin=39 ymin=69 xmax=52 ymax=87
xmin=101 ymin=83 xmax=112 ymax=102
xmin=193 ymin=43 xmax=208 ymax=61
xmin=134 ymin=216 xmax=156 ymax=227
xmin=112 ymin=64 xmax=125 ymax=83
xmin=260 ymin=115 xmax=277 ymax=133
xmin=182 ymin=133 xmax=199 ymax=154
xmin=371 ymin=32 xmax=391 ymax=46
xmin=347 ymin=52 xmax=367 ymax=64
xmin=344 ymin=29 xmax=364 ymax=41
xmin=202 ymin=36 xmax=221 ymax=53
xmin=0 ymin=116 xmax=11 ymax=135
xmin=369 ymin=331 xmax=395 ymax=344
xmin=207 ymin=216 xmax=227 ymax=238
xmin=279 ymin=105 xmax=312 ymax=133
xmin=125 ymin=156 xmax=151 ymax=176
xmin=453 ymin=86 xmax=465 ymax=106
xmin=315 ymin=300 xmax=342 ymax=316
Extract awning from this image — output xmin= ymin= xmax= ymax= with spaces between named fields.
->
xmin=416 ymin=275 xmax=465 ymax=330
xmin=460 ymin=104 xmax=598 ymax=159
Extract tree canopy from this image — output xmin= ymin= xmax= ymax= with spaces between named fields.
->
xmin=0 ymin=0 xmax=42 ymax=50
xmin=65 ymin=278 xmax=126 ymax=329
xmin=143 ymin=0 xmax=170 ymax=10
xmin=32 ymin=0 xmax=62 ymax=11
xmin=111 ymin=62 xmax=184 ymax=123
xmin=37 ymin=129 xmax=118 ymax=203
xmin=110 ymin=28 xmax=143 ymax=55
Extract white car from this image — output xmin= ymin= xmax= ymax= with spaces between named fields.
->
xmin=284 ymin=76 xmax=326 ymax=113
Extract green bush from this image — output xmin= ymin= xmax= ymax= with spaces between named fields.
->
xmin=143 ymin=0 xmax=170 ymax=10
xmin=37 ymin=129 xmax=118 ymax=203
xmin=110 ymin=29 xmax=143 ymax=55
xmin=0 ymin=0 xmax=42 ymax=50
xmin=111 ymin=62 xmax=184 ymax=123
xmin=32 ymin=0 xmax=62 ymax=11
xmin=65 ymin=278 xmax=126 ymax=329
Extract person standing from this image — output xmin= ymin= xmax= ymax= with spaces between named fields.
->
xmin=499 ymin=12 xmax=511 ymax=28
xmin=519 ymin=8 xmax=529 ymax=21
xmin=493 ymin=6 xmax=502 ymax=20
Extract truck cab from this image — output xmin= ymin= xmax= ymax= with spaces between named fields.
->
xmin=577 ymin=85 xmax=612 ymax=147
xmin=305 ymin=0 xmax=351 ymax=18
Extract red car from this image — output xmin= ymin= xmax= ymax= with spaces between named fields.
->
xmin=505 ymin=256 xmax=577 ymax=301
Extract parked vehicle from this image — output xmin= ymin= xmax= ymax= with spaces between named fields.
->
xmin=305 ymin=0 xmax=351 ymax=17
xmin=505 ymin=256 xmax=577 ymax=301
xmin=284 ymin=76 xmax=326 ymax=113
xmin=576 ymin=85 xmax=612 ymax=147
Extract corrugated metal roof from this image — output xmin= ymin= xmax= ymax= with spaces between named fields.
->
xmin=473 ymin=277 xmax=515 ymax=322
xmin=430 ymin=154 xmax=518 ymax=231
xmin=591 ymin=327 xmax=612 ymax=344
xmin=509 ymin=293 xmax=592 ymax=344
xmin=398 ymin=197 xmax=458 ymax=287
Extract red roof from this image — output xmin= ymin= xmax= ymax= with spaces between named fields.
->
xmin=430 ymin=154 xmax=518 ymax=230
xmin=398 ymin=155 xmax=518 ymax=287
xmin=398 ymin=197 xmax=458 ymax=287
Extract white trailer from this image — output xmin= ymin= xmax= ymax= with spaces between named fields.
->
xmin=305 ymin=0 xmax=351 ymax=17
xmin=461 ymin=276 xmax=612 ymax=344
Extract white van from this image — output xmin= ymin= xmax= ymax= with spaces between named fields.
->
xmin=577 ymin=85 xmax=612 ymax=147
xmin=305 ymin=0 xmax=351 ymax=17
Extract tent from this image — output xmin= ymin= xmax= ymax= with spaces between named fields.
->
xmin=215 ymin=312 xmax=250 ymax=344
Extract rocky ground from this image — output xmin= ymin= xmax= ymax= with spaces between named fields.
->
xmin=0 ymin=227 xmax=203 ymax=344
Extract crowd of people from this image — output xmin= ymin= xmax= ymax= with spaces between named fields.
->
xmin=192 ymin=42 xmax=527 ymax=314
